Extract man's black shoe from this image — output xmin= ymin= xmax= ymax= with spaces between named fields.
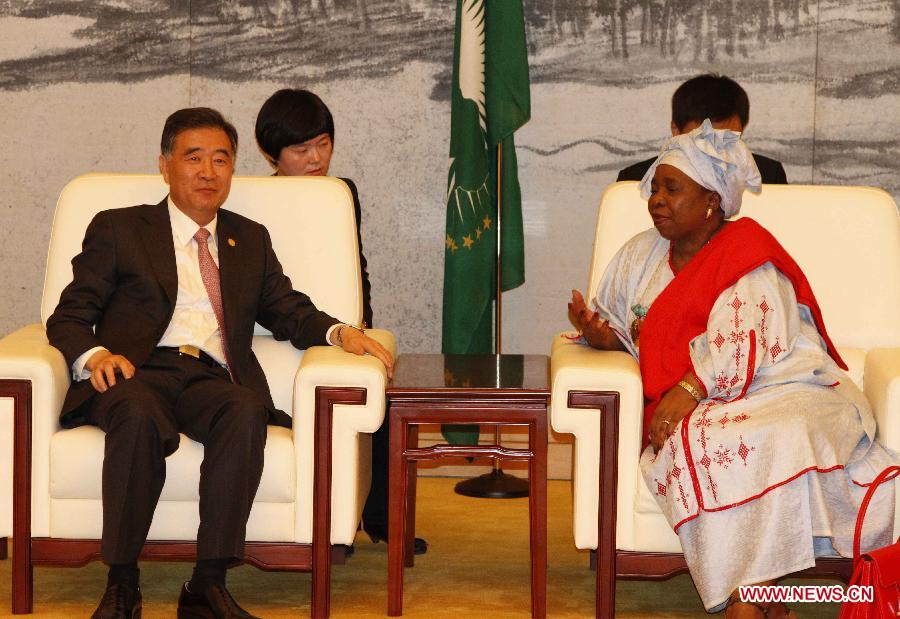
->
xmin=91 ymin=583 xmax=142 ymax=619
xmin=363 ymin=522 xmax=428 ymax=555
xmin=177 ymin=582 xmax=260 ymax=619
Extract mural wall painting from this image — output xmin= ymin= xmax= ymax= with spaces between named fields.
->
xmin=2 ymin=0 xmax=898 ymax=353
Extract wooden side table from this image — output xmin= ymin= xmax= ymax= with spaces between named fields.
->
xmin=386 ymin=354 xmax=550 ymax=618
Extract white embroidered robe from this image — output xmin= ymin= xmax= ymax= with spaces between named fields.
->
xmin=592 ymin=228 xmax=897 ymax=611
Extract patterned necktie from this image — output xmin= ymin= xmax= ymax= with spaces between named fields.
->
xmin=194 ymin=228 xmax=234 ymax=378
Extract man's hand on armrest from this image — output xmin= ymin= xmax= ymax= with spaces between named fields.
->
xmin=85 ymin=349 xmax=135 ymax=393
xmin=330 ymin=325 xmax=395 ymax=379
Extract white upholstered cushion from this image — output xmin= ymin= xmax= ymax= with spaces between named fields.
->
xmin=49 ymin=499 xmax=296 ymax=542
xmin=50 ymin=425 xmax=295 ymax=503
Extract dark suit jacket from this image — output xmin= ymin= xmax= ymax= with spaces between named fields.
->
xmin=616 ymin=153 xmax=788 ymax=185
xmin=341 ymin=178 xmax=373 ymax=328
xmin=46 ymin=198 xmax=339 ymax=429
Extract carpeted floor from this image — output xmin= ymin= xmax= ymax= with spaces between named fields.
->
xmin=0 ymin=478 xmax=841 ymax=617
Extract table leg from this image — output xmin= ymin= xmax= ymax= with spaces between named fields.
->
xmin=388 ymin=416 xmax=407 ymax=616
xmin=529 ymin=419 xmax=548 ymax=619
xmin=405 ymin=424 xmax=419 ymax=568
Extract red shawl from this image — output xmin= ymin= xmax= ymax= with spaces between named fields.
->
xmin=639 ymin=218 xmax=846 ymax=444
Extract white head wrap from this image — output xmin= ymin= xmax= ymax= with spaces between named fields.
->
xmin=639 ymin=119 xmax=762 ymax=218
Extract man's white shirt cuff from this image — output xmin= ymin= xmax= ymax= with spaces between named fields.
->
xmin=73 ymin=346 xmax=107 ymax=380
xmin=326 ymin=324 xmax=342 ymax=347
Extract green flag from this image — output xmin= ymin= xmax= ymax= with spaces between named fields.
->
xmin=441 ymin=0 xmax=530 ymax=444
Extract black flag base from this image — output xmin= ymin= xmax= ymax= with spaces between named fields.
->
xmin=454 ymin=463 xmax=529 ymax=498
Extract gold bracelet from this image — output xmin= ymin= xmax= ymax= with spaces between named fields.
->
xmin=677 ymin=380 xmax=703 ymax=402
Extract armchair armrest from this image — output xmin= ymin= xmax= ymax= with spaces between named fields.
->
xmin=863 ymin=347 xmax=900 ymax=539
xmin=864 ymin=348 xmax=900 ymax=450
xmin=0 ymin=323 xmax=70 ymax=537
xmin=292 ymin=328 xmax=395 ymax=545
xmin=364 ymin=328 xmax=398 ymax=360
xmin=550 ymin=333 xmax=644 ymax=550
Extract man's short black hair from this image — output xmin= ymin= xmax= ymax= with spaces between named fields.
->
xmin=161 ymin=107 xmax=238 ymax=156
xmin=255 ymin=89 xmax=335 ymax=162
xmin=671 ymin=74 xmax=750 ymax=132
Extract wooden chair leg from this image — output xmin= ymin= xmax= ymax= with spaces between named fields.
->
xmin=312 ymin=387 xmax=367 ymax=619
xmin=387 ymin=416 xmax=407 ymax=616
xmin=529 ymin=420 xmax=548 ymax=618
xmin=596 ymin=393 xmax=619 ymax=619
xmin=6 ymin=379 xmax=33 ymax=614
xmin=404 ymin=425 xmax=418 ymax=568
xmin=568 ymin=391 xmax=620 ymax=619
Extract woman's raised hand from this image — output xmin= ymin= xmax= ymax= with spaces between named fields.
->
xmin=568 ymin=290 xmax=625 ymax=351
xmin=568 ymin=289 xmax=594 ymax=330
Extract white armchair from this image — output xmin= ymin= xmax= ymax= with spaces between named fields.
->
xmin=550 ymin=182 xmax=900 ymax=617
xmin=0 ymin=174 xmax=394 ymax=617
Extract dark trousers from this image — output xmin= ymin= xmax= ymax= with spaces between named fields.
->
xmin=362 ymin=417 xmax=389 ymax=529
xmin=86 ymin=349 xmax=268 ymax=564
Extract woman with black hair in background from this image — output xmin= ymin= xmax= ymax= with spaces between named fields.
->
xmin=255 ymin=90 xmax=427 ymax=555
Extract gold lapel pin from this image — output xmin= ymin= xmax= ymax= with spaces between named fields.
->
xmin=228 ymin=238 xmax=236 ymax=247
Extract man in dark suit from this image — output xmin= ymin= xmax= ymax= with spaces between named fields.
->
xmin=617 ymin=74 xmax=788 ymax=184
xmin=47 ymin=107 xmax=393 ymax=619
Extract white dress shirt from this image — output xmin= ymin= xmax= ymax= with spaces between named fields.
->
xmin=72 ymin=198 xmax=341 ymax=380
xmin=157 ymin=198 xmax=227 ymax=364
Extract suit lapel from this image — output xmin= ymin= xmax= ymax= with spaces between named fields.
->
xmin=140 ymin=199 xmax=178 ymax=308
xmin=216 ymin=210 xmax=243 ymax=350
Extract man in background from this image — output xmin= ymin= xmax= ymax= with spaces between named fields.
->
xmin=617 ymin=73 xmax=788 ymax=184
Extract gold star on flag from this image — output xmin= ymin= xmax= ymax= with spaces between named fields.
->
xmin=476 ymin=228 xmax=482 ymax=240
xmin=449 ymin=238 xmax=459 ymax=253
xmin=462 ymin=234 xmax=474 ymax=249
xmin=445 ymin=234 xmax=454 ymax=249
xmin=482 ymin=216 xmax=492 ymax=230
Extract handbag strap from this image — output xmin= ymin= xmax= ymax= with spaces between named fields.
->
xmin=853 ymin=465 xmax=900 ymax=563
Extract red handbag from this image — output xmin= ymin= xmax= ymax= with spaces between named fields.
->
xmin=839 ymin=465 xmax=900 ymax=618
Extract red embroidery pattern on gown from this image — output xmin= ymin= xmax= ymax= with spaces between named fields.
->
xmin=758 ymin=297 xmax=772 ymax=351
xmin=770 ymin=337 xmax=784 ymax=361
xmin=684 ymin=294 xmax=768 ymax=508
xmin=737 ymin=435 xmax=756 ymax=466
xmin=656 ymin=441 xmax=692 ymax=511
xmin=758 ymin=295 xmax=787 ymax=362
xmin=715 ymin=371 xmax=730 ymax=393
xmin=730 ymin=295 xmax=746 ymax=378
xmin=713 ymin=331 xmax=726 ymax=351
xmin=714 ymin=446 xmax=734 ymax=468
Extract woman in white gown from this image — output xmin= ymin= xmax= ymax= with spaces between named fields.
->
xmin=568 ymin=120 xmax=896 ymax=617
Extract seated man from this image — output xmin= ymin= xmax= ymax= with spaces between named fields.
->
xmin=46 ymin=107 xmax=393 ymax=619
xmin=617 ymin=73 xmax=788 ymax=184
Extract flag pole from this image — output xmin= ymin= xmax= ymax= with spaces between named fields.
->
xmin=454 ymin=141 xmax=530 ymax=499
xmin=495 ymin=142 xmax=503 ymax=355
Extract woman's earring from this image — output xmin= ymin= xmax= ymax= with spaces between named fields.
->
xmin=706 ymin=207 xmax=713 ymax=219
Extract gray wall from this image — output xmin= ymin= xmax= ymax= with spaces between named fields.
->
xmin=2 ymin=0 xmax=899 ymax=354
